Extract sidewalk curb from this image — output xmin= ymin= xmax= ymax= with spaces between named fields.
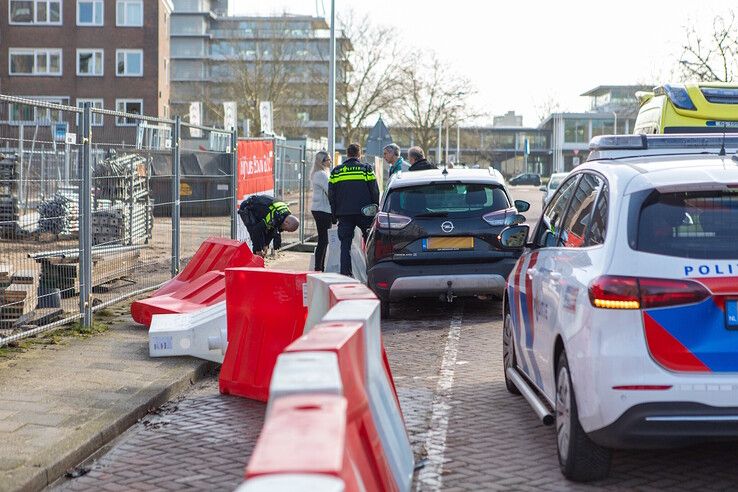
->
xmin=9 ymin=359 xmax=217 ymax=492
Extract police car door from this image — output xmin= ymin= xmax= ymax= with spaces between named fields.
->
xmin=525 ymin=175 xmax=580 ymax=395
xmin=537 ymin=173 xmax=606 ymax=398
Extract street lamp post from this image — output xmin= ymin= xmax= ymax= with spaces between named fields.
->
xmin=328 ymin=0 xmax=336 ymax=163
xmin=612 ymin=111 xmax=618 ymax=135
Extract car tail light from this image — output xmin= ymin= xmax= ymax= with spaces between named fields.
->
xmin=373 ymin=235 xmax=394 ymax=261
xmin=376 ymin=212 xmax=412 ymax=230
xmin=482 ymin=207 xmax=517 ymax=226
xmin=589 ymin=275 xmax=710 ymax=310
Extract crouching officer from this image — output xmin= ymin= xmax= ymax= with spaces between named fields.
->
xmin=328 ymin=143 xmax=380 ymax=277
xmin=238 ymin=195 xmax=299 ymax=257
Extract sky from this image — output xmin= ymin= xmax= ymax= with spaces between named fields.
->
xmin=230 ymin=0 xmax=732 ymax=127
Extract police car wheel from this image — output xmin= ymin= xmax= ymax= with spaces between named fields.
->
xmin=503 ymin=311 xmax=520 ymax=395
xmin=556 ymin=352 xmax=611 ymax=482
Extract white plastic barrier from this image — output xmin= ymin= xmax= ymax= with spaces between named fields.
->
xmin=267 ymin=351 xmax=342 ymax=415
xmin=303 ymin=273 xmax=359 ymax=334
xmin=321 ymin=299 xmax=413 ymax=492
xmin=148 ymin=301 xmax=227 ymax=363
xmin=237 ymin=475 xmax=344 ymax=492
xmin=325 ymin=228 xmax=367 ymax=284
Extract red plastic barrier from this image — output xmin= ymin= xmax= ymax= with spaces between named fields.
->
xmin=131 ymin=271 xmax=225 ymax=326
xmin=245 ymin=394 xmax=361 ymax=490
xmin=153 ymin=237 xmax=263 ymax=298
xmin=328 ymin=283 xmax=401 ymax=410
xmin=219 ymin=268 xmax=309 ymax=401
xmin=284 ymin=322 xmax=396 ymax=491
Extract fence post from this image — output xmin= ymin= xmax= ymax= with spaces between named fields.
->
xmin=79 ymin=103 xmax=93 ymax=327
xmin=171 ymin=117 xmax=181 ymax=276
xmin=299 ymin=148 xmax=306 ymax=244
xmin=230 ymin=127 xmax=238 ymax=240
xmin=129 ymin=154 xmax=134 ymax=246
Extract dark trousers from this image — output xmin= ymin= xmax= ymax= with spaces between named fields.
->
xmin=337 ymin=214 xmax=371 ymax=277
xmin=311 ymin=210 xmax=332 ymax=271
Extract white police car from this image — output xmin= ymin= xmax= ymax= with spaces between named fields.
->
xmin=499 ymin=134 xmax=738 ymax=481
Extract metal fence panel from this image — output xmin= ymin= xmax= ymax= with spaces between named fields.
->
xmin=0 ymin=95 xmax=235 ymax=347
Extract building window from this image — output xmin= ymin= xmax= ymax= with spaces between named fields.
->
xmin=76 ymin=49 xmax=104 ymax=76
xmin=116 ymin=0 xmax=142 ymax=27
xmin=564 ymin=119 xmax=590 ymax=144
xmin=9 ymin=48 xmax=62 ymax=76
xmin=115 ymin=99 xmax=143 ymax=126
xmin=8 ymin=96 xmax=69 ymax=124
xmin=76 ymin=98 xmax=104 ymax=126
xmin=116 ymin=49 xmax=143 ymax=76
xmin=77 ymin=0 xmax=103 ymax=26
xmin=9 ymin=0 xmax=62 ymax=25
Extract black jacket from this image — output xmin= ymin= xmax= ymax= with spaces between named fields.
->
xmin=328 ymin=158 xmax=380 ymax=216
xmin=408 ymin=159 xmax=435 ymax=171
xmin=238 ymin=195 xmax=291 ymax=251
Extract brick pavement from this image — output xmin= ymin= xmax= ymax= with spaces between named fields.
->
xmin=47 ymin=284 xmax=738 ymax=491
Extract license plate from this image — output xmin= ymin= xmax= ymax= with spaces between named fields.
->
xmin=726 ymin=300 xmax=738 ymax=329
xmin=423 ymin=237 xmax=474 ymax=251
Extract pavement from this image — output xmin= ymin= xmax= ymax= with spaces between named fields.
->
xmin=0 ymin=250 xmax=309 ymax=492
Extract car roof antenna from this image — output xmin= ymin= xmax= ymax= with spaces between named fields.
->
xmin=442 ymin=161 xmax=448 ymax=176
xmin=719 ymin=129 xmax=727 ymax=156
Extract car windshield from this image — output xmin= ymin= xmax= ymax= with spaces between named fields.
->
xmin=385 ymin=183 xmax=510 ymax=218
xmin=635 ymin=189 xmax=738 ymax=259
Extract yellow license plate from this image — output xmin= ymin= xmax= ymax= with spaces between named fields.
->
xmin=425 ymin=237 xmax=474 ymax=250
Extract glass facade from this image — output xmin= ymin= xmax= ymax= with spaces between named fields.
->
xmin=564 ymin=119 xmax=589 ymax=143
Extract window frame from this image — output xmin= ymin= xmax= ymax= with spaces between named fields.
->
xmin=533 ymin=174 xmax=581 ymax=249
xmin=9 ymin=0 xmax=62 ymax=25
xmin=115 ymin=98 xmax=143 ymax=126
xmin=76 ymin=49 xmax=104 ymax=77
xmin=115 ymin=49 xmax=143 ymax=77
xmin=76 ymin=98 xmax=104 ymax=126
xmin=7 ymin=96 xmax=69 ymax=125
xmin=76 ymin=0 xmax=104 ymax=26
xmin=585 ymin=183 xmax=609 ymax=247
xmin=9 ymin=48 xmax=63 ymax=76
xmin=115 ymin=0 xmax=143 ymax=27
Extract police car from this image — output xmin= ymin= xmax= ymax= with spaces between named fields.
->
xmin=499 ymin=134 xmax=738 ymax=481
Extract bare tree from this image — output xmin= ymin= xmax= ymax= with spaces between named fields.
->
xmin=400 ymin=53 xmax=476 ymax=159
xmin=534 ymin=95 xmax=561 ymax=125
xmin=331 ymin=12 xmax=408 ymax=146
xmin=680 ymin=11 xmax=738 ymax=82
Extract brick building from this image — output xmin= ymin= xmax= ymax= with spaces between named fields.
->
xmin=0 ymin=0 xmax=173 ymax=135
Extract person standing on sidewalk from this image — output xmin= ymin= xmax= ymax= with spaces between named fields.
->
xmin=407 ymin=146 xmax=434 ymax=171
xmin=328 ymin=143 xmax=380 ymax=277
xmin=310 ymin=151 xmax=332 ymax=271
xmin=384 ymin=143 xmax=408 ymax=181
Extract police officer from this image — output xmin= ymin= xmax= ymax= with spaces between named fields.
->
xmin=238 ymin=195 xmax=299 ymax=257
xmin=329 ymin=143 xmax=380 ymax=277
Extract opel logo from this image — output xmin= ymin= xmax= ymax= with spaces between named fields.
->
xmin=441 ymin=221 xmax=454 ymax=233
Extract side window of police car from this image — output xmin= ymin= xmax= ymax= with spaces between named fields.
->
xmin=534 ymin=176 xmax=579 ymax=248
xmin=586 ymin=184 xmax=608 ymax=246
xmin=558 ymin=173 xmax=605 ymax=248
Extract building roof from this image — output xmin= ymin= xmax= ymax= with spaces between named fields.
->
xmin=580 ymin=85 xmax=654 ymax=97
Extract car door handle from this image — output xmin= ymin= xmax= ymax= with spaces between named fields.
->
xmin=526 ymin=268 xmax=536 ymax=278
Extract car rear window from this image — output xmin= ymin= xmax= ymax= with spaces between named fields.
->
xmin=635 ymin=190 xmax=738 ymax=259
xmin=385 ymin=183 xmax=510 ymax=218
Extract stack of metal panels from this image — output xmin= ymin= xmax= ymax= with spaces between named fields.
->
xmin=0 ymin=155 xmax=19 ymax=239
xmin=38 ymin=188 xmax=79 ymax=237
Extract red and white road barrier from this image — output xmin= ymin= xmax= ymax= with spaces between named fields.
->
xmin=148 ymin=301 xmax=227 ymax=363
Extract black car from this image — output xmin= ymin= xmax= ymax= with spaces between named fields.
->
xmin=366 ymin=168 xmax=530 ymax=317
xmin=509 ymin=172 xmax=542 ymax=186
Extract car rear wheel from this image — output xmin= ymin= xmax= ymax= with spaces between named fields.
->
xmin=380 ymin=299 xmax=390 ymax=319
xmin=503 ymin=311 xmax=520 ymax=395
xmin=556 ymin=352 xmax=611 ymax=482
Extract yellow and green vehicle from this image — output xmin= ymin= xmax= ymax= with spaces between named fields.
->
xmin=634 ymin=83 xmax=738 ymax=134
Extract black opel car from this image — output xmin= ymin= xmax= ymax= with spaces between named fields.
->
xmin=366 ymin=168 xmax=530 ymax=317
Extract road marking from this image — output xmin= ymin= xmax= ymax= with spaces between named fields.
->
xmin=416 ymin=307 xmax=463 ymax=491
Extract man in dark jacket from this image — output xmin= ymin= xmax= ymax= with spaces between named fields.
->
xmin=407 ymin=146 xmax=435 ymax=171
xmin=328 ymin=143 xmax=380 ymax=277
xmin=238 ymin=195 xmax=299 ymax=256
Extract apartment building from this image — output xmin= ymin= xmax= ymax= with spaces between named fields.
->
xmin=0 ymin=0 xmax=172 ymax=135
xmin=170 ymin=0 xmax=350 ymax=137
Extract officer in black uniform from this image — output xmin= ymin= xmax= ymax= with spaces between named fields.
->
xmin=238 ymin=195 xmax=299 ymax=256
xmin=328 ymin=143 xmax=380 ymax=277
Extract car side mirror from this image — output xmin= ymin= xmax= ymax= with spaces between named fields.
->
xmin=498 ymin=224 xmax=530 ymax=249
xmin=505 ymin=213 xmax=526 ymax=226
xmin=539 ymin=185 xmax=547 ymax=192
xmin=514 ymin=200 xmax=530 ymax=212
